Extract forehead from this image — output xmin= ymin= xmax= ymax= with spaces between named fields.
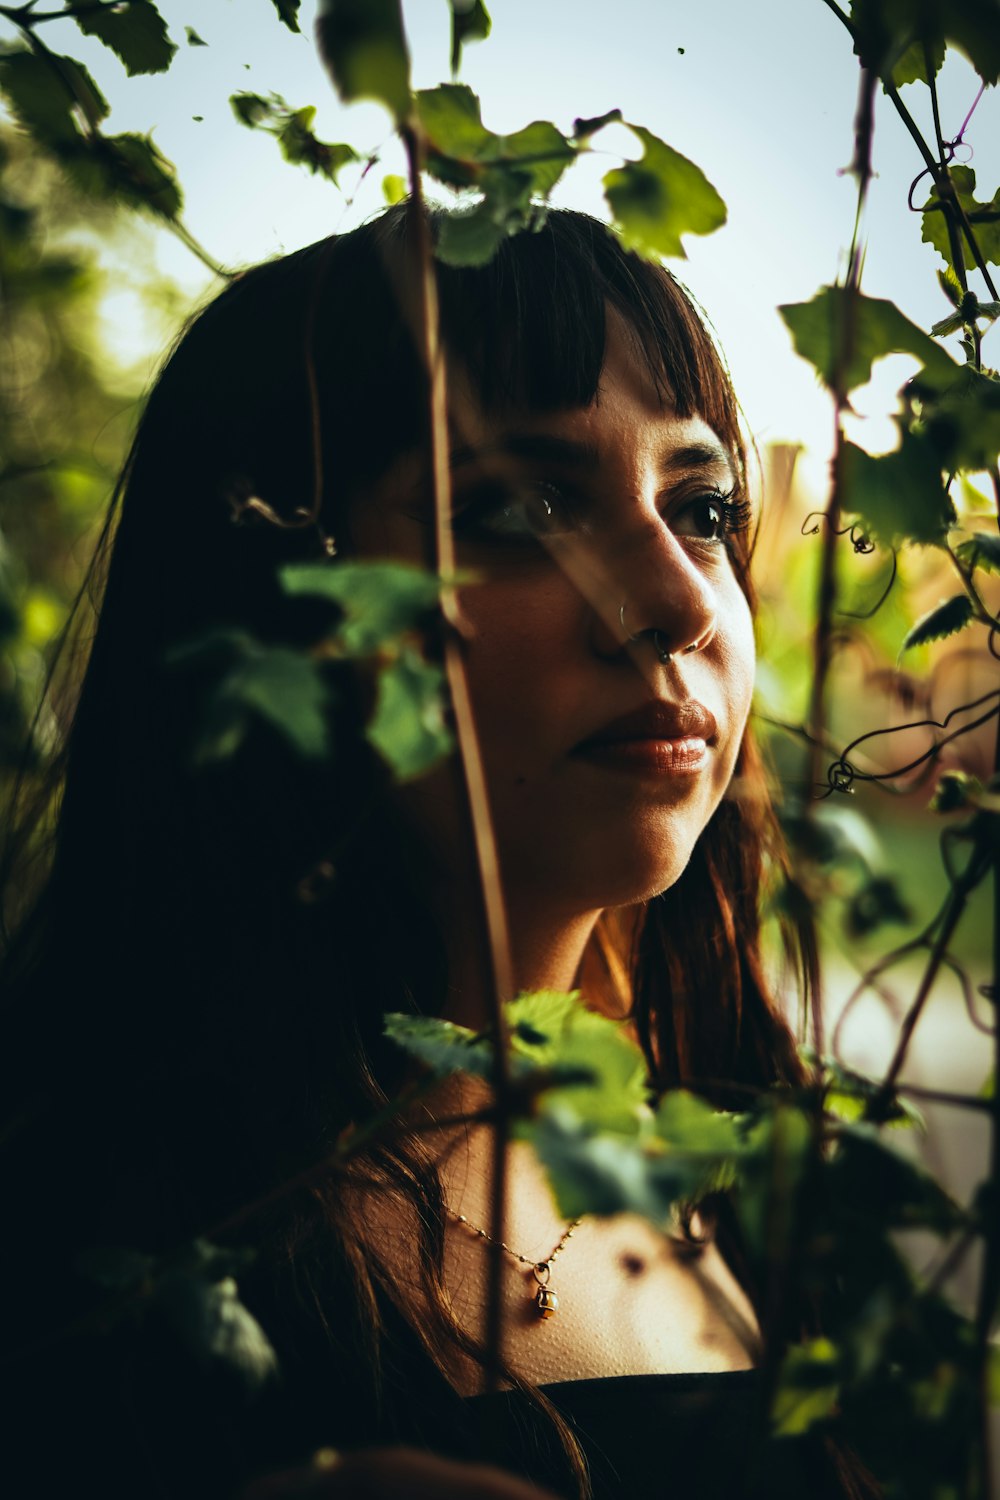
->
xmin=445 ymin=323 xmax=733 ymax=481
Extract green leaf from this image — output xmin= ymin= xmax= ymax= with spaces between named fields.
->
xmin=527 ymin=1110 xmax=690 ymax=1221
xmin=929 ymin=769 xmax=983 ymax=813
xmin=185 ymin=27 xmax=207 ymax=47
xmin=654 ymin=1090 xmax=747 ymax=1163
xmin=778 ymin=286 xmax=958 ymax=394
xmin=382 ymin=172 xmax=407 ymax=205
xmin=922 ymin=166 xmax=1000 ymax=271
xmin=155 ymin=1242 xmax=278 ymax=1390
xmin=0 ymin=49 xmax=108 ymax=144
xmin=270 ymin=0 xmax=302 ymax=31
xmin=888 ymin=35 xmax=946 ymax=87
xmin=832 ymin=1125 xmax=963 ymax=1233
xmin=449 ymin=0 xmax=491 ymax=75
xmin=281 ymin=560 xmax=443 ymax=655
xmin=383 ymin=1012 xmax=494 ymax=1077
xmin=938 ymin=266 xmax=963 ymax=308
xmin=435 ymin=204 xmax=507 ymax=267
xmin=803 ymin=1052 xmax=923 ymax=1129
xmin=506 ymin=990 xmax=649 ymax=1134
xmin=955 ymin=531 xmax=1000 ymax=575
xmin=732 ymin=1104 xmax=813 ymax=1262
xmin=367 ymin=644 xmax=452 ymax=780
xmin=915 ymin=367 xmax=1000 ymax=472
xmin=839 ymin=432 xmax=955 ymax=548
xmin=572 ymin=109 xmax=623 ymax=141
xmin=844 ymin=874 xmax=911 ymax=939
xmin=78 ymin=132 xmax=183 ymax=219
xmin=851 ymin=0 xmax=1000 ymax=87
xmin=772 ymin=1338 xmax=841 ymax=1436
xmin=316 ymin=0 xmax=412 ymax=124
xmin=76 ymin=1 xmax=177 ymax=77
xmin=603 ymin=124 xmax=726 ymax=260
xmin=901 ymin=593 xmax=975 ymax=654
xmin=230 ymin=93 xmax=358 ymax=186
xmin=169 ymin=631 xmax=329 ymax=763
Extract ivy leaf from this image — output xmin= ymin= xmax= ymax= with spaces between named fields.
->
xmin=449 ymin=0 xmax=491 ymax=76
xmin=955 ymin=531 xmax=1000 ymax=575
xmin=281 ymin=560 xmax=443 ymax=655
xmin=778 ymin=287 xmax=958 ymax=394
xmin=922 ymin=166 xmax=1000 ymax=271
xmin=270 ymin=0 xmax=302 ymax=32
xmin=839 ymin=432 xmax=955 ymax=548
xmin=900 ymin=594 xmax=974 ymax=655
xmin=603 ymin=124 xmax=726 ymax=260
xmin=316 ymin=0 xmax=412 ymax=124
xmin=0 ymin=48 xmax=108 ymax=145
xmin=169 ymin=630 xmax=329 ymax=763
xmin=76 ymin=1 xmax=177 ymax=77
xmin=772 ymin=1338 xmax=841 ymax=1436
xmin=367 ymin=644 xmax=452 ymax=781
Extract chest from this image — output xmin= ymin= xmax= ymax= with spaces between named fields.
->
xmin=440 ymin=1208 xmax=760 ymax=1393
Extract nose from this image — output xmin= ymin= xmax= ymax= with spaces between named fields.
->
xmin=582 ymin=516 xmax=719 ymax=662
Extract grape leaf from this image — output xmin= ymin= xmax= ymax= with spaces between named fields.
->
xmin=603 ymin=124 xmax=726 ymax=260
xmin=316 ymin=0 xmax=411 ymax=124
xmin=76 ymin=1 xmax=176 ymax=77
xmin=231 ymin=93 xmax=358 ymax=185
xmin=955 ymin=531 xmax=1000 ymax=575
xmin=525 ymin=1109 xmax=701 ymax=1222
xmin=417 ymin=84 xmax=574 ymax=197
xmin=505 ymin=990 xmax=649 ymax=1134
xmin=270 ymin=0 xmax=302 ymax=32
xmin=900 ymin=593 xmax=974 ymax=654
xmin=435 ymin=204 xmax=507 ymax=267
xmin=779 ymin=287 xmax=958 ymax=394
xmin=772 ymin=1338 xmax=842 ymax=1436
xmin=89 ymin=131 xmax=183 ymax=219
xmin=367 ymin=644 xmax=452 ymax=781
xmin=922 ymin=166 xmax=1000 ymax=270
xmin=839 ymin=432 xmax=955 ymax=548
xmin=449 ymin=0 xmax=491 ymax=76
xmin=383 ymin=1012 xmax=494 ymax=1077
xmin=0 ymin=48 xmax=108 ymax=144
xmin=281 ymin=560 xmax=443 ymax=656
xmin=850 ymin=0 xmax=1000 ymax=87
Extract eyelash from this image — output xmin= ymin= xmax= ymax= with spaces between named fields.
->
xmin=451 ymin=481 xmax=753 ymax=546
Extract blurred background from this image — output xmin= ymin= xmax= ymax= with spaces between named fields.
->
xmin=1 ymin=0 xmax=996 ymax=1269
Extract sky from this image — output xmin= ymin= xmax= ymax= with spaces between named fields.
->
xmin=3 ymin=0 xmax=998 ymax=487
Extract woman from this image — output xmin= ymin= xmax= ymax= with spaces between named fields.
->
xmin=0 ymin=205 xmax=868 ymax=1499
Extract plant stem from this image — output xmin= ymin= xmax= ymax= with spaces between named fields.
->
xmin=402 ymin=124 xmax=514 ymax=1398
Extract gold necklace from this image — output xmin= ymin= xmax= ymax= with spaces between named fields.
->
xmin=453 ymin=1212 xmax=582 ymax=1320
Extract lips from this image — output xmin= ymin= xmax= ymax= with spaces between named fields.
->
xmin=573 ymin=699 xmax=718 ymax=752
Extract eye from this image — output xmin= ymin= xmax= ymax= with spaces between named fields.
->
xmin=452 ymin=480 xmax=576 ymax=543
xmin=671 ymin=488 xmax=751 ymax=543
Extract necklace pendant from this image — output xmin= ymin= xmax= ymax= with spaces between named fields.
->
xmin=535 ymin=1285 xmax=559 ymax=1319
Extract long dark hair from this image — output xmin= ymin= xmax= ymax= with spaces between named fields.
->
xmin=0 ymin=205 xmax=864 ymax=1497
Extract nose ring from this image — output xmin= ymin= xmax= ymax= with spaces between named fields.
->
xmin=620 ymin=601 xmax=700 ymax=665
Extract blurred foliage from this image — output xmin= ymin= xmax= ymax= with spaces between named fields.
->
xmin=0 ymin=125 xmax=183 ymax=772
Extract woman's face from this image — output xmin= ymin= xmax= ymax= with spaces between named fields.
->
xmin=349 ymin=319 xmax=756 ymax=919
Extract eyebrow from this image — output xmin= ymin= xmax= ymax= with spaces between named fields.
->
xmin=447 ymin=433 xmax=736 ymax=483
